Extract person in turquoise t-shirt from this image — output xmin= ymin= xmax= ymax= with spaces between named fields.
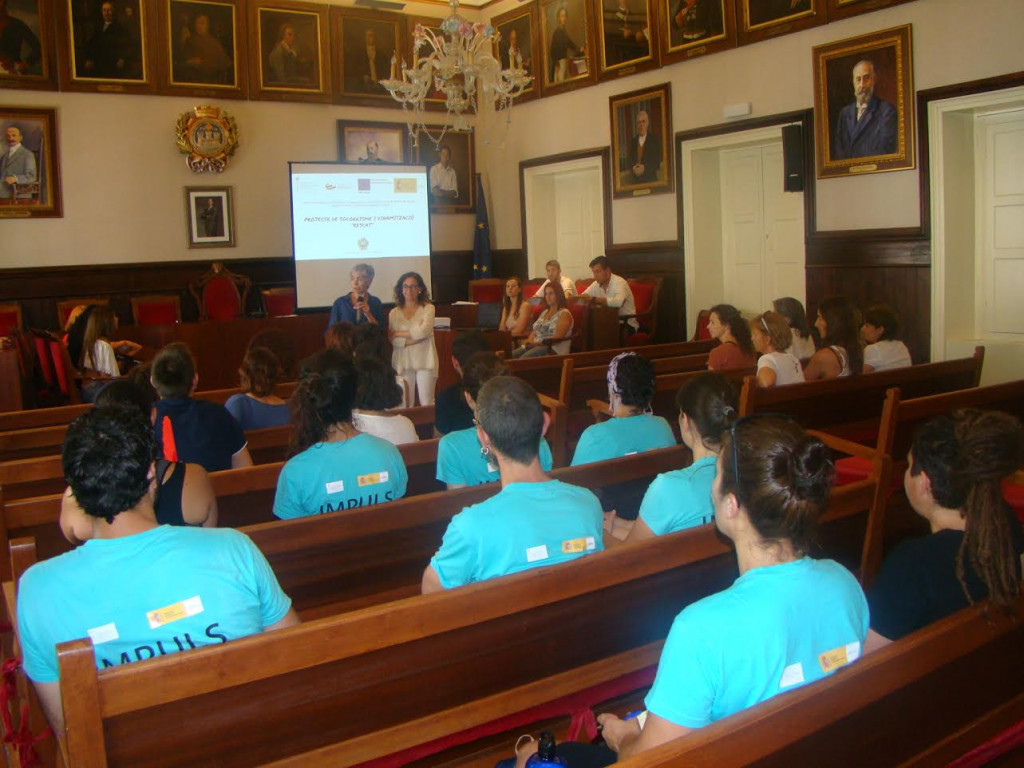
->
xmin=273 ymin=350 xmax=408 ymax=518
xmin=17 ymin=406 xmax=299 ymax=732
xmin=571 ymin=352 xmax=675 ymax=467
xmin=423 ymin=375 xmax=603 ymax=592
xmin=436 ymin=352 xmax=553 ymax=489
xmin=626 ymin=372 xmax=738 ymax=541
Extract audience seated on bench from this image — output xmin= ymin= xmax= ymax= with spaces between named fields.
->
xmin=804 ymin=296 xmax=864 ymax=380
xmin=223 ymin=346 xmax=290 ymax=431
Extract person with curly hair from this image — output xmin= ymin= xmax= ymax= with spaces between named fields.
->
xmin=706 ymin=304 xmax=757 ymax=371
xmin=225 ymin=346 xmax=290 ymax=430
xmin=388 ymin=271 xmax=437 ymax=406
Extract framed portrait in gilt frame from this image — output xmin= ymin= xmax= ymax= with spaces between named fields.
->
xmin=659 ymin=0 xmax=735 ymax=65
xmin=415 ymin=130 xmax=475 ymax=214
xmin=185 ymin=185 xmax=234 ymax=247
xmin=491 ymin=4 xmax=540 ymax=104
xmin=737 ymin=0 xmax=823 ymax=46
xmin=248 ymin=0 xmax=330 ymax=102
xmin=539 ymin=0 xmax=595 ymax=97
xmin=0 ymin=106 xmax=62 ymax=218
xmin=610 ymin=82 xmax=672 ymax=198
xmin=57 ymin=0 xmax=156 ymax=93
xmin=813 ymin=24 xmax=914 ymax=179
xmin=158 ymin=0 xmax=247 ymax=98
xmin=826 ymin=0 xmax=918 ymax=22
xmin=0 ymin=0 xmax=58 ymax=91
xmin=337 ymin=119 xmax=411 ymax=165
xmin=331 ymin=6 xmax=404 ymax=107
xmin=596 ymin=0 xmax=659 ymax=81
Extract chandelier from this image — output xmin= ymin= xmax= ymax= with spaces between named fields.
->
xmin=380 ymin=0 xmax=532 ymax=147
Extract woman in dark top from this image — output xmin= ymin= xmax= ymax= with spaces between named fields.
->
xmin=868 ymin=409 xmax=1024 ymax=644
xmin=803 ymin=296 xmax=863 ymax=380
xmin=225 ymin=347 xmax=291 ymax=431
xmin=706 ymin=304 xmax=756 ymax=371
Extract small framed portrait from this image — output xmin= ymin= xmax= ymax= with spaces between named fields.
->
xmin=0 ymin=106 xmax=62 ymax=218
xmin=404 ymin=15 xmax=449 ymax=111
xmin=248 ymin=0 xmax=331 ymax=102
xmin=737 ymin=0 xmax=823 ymax=46
xmin=813 ymin=24 xmax=914 ymax=178
xmin=659 ymin=0 xmax=735 ymax=65
xmin=596 ymin=0 xmax=659 ymax=81
xmin=58 ymin=0 xmax=156 ymax=93
xmin=415 ymin=131 xmax=475 ymax=214
xmin=337 ymin=119 xmax=411 ymax=165
xmin=160 ymin=0 xmax=247 ymax=97
xmin=331 ymin=6 xmax=404 ymax=107
xmin=539 ymin=0 xmax=595 ymax=96
xmin=492 ymin=4 xmax=540 ymax=103
xmin=826 ymin=0 xmax=917 ymax=22
xmin=185 ymin=186 xmax=234 ymax=247
xmin=0 ymin=0 xmax=59 ymax=91
xmin=610 ymin=82 xmax=672 ymax=198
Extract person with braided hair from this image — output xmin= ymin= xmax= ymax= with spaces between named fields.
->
xmin=272 ymin=349 xmax=407 ymax=519
xmin=867 ymin=409 xmax=1024 ymax=642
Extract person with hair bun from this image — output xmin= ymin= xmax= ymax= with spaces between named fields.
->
xmin=706 ymin=304 xmax=756 ymax=371
xmin=772 ymin=297 xmax=815 ymax=362
xmin=225 ymin=347 xmax=290 ymax=431
xmin=436 ymin=352 xmax=553 ymax=489
xmin=625 ymin=373 xmax=737 ymax=542
xmin=749 ymin=311 xmax=804 ymax=388
xmin=861 ymin=303 xmax=911 ymax=372
xmin=273 ymin=350 xmax=407 ymax=519
xmin=422 ymin=376 xmax=603 ymax=593
xmin=804 ymin=296 xmax=863 ymax=380
xmin=867 ymin=409 xmax=1024 ymax=643
xmin=571 ymin=352 xmax=675 ymax=467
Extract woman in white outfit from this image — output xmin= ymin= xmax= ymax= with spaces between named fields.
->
xmin=749 ymin=311 xmax=805 ymax=388
xmin=388 ymin=271 xmax=438 ymax=406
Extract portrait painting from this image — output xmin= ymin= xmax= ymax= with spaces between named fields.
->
xmin=415 ymin=130 xmax=475 ymax=214
xmin=250 ymin=1 xmax=329 ymax=101
xmin=167 ymin=0 xmax=240 ymax=89
xmin=597 ymin=0 xmax=656 ymax=78
xmin=63 ymin=0 xmax=150 ymax=87
xmin=610 ymin=82 xmax=672 ymax=198
xmin=813 ymin=24 xmax=914 ymax=178
xmin=333 ymin=7 xmax=403 ymax=106
xmin=660 ymin=0 xmax=735 ymax=64
xmin=0 ymin=107 xmax=61 ymax=218
xmin=0 ymin=0 xmax=57 ymax=90
xmin=492 ymin=4 xmax=539 ymax=101
xmin=738 ymin=0 xmax=822 ymax=45
xmin=337 ymin=119 xmax=410 ymax=165
xmin=826 ymin=0 xmax=917 ymax=23
xmin=185 ymin=185 xmax=234 ymax=247
xmin=539 ymin=0 xmax=594 ymax=95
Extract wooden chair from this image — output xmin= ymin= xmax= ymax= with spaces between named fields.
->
xmin=623 ymin=276 xmax=662 ymax=344
xmin=522 ymin=278 xmax=545 ymax=301
xmin=260 ymin=287 xmax=297 ymax=317
xmin=188 ymin=262 xmax=251 ymax=321
xmin=690 ymin=309 xmax=712 ymax=341
xmin=55 ymin=299 xmax=108 ymax=331
xmin=0 ymin=303 xmax=22 ymax=336
xmin=468 ymin=278 xmax=505 ymax=303
xmin=575 ymin=278 xmax=594 ymax=295
xmin=129 ymin=295 xmax=181 ymax=326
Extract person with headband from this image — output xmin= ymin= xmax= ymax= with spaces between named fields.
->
xmin=624 ymin=373 xmax=737 ymax=542
xmin=867 ymin=409 xmax=1024 ymax=644
xmin=436 ymin=352 xmax=554 ymax=489
xmin=514 ymin=417 xmax=867 ymax=766
xmin=749 ymin=311 xmax=804 ymax=388
xmin=771 ymin=297 xmax=815 ymax=362
xmin=422 ymin=375 xmax=603 ymax=593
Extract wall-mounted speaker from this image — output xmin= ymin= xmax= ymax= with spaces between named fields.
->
xmin=781 ymin=124 xmax=804 ymax=193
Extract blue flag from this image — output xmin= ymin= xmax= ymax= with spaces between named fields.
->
xmin=472 ymin=174 xmax=491 ymax=279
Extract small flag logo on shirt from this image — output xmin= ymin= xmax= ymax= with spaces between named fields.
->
xmin=147 ymin=596 xmax=204 ymax=629
xmin=357 ymin=471 xmax=389 ymax=487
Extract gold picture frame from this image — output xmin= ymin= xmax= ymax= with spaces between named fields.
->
xmin=0 ymin=106 xmax=63 ymax=218
xmin=610 ymin=82 xmax=673 ymax=198
xmin=249 ymin=0 xmax=331 ymax=102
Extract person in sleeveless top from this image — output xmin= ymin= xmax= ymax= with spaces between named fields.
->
xmin=511 ymin=282 xmax=573 ymax=357
xmin=706 ymin=304 xmax=756 ymax=371
xmin=499 ymin=276 xmax=533 ymax=337
xmin=803 ymin=296 xmax=863 ymax=380
xmin=749 ymin=311 xmax=804 ymax=388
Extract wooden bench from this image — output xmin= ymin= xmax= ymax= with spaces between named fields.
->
xmin=5 ymin=453 xmax=883 ymax=768
xmin=616 ymin=592 xmax=1024 ymax=768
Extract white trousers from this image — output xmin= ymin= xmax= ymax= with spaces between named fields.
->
xmin=400 ymin=369 xmax=436 ymax=407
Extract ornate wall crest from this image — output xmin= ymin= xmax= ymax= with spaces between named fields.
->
xmin=175 ymin=106 xmax=240 ymax=173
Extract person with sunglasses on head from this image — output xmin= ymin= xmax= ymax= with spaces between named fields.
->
xmin=513 ymin=416 xmax=868 ymax=766
xmin=749 ymin=311 xmax=804 ymax=388
xmin=388 ymin=271 xmax=438 ymax=406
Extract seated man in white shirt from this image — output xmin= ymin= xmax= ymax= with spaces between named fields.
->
xmin=429 ymin=145 xmax=458 ymax=201
xmin=535 ymin=259 xmax=577 ymax=301
xmin=580 ymin=255 xmax=639 ymax=333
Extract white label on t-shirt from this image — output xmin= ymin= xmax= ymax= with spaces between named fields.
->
xmin=87 ymin=622 xmax=119 ymax=645
xmin=845 ymin=641 xmax=861 ymax=663
xmin=624 ymin=451 xmax=638 ymax=456
xmin=326 ymin=480 xmax=345 ymax=494
xmin=526 ymin=544 xmax=549 ymax=563
xmin=147 ymin=595 xmax=204 ymax=629
xmin=779 ymin=662 xmax=804 ymax=689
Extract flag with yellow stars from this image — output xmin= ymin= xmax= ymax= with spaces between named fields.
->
xmin=472 ymin=174 xmax=491 ymax=279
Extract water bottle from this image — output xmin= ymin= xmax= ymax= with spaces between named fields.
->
xmin=525 ymin=731 xmax=567 ymax=767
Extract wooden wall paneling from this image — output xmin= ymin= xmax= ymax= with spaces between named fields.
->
xmin=429 ymin=250 xmax=475 ymax=304
xmin=606 ymin=241 xmax=685 ymax=343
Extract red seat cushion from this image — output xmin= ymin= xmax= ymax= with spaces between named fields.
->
xmin=1002 ymin=477 xmax=1024 ymax=523
xmin=629 ymin=282 xmax=654 ymax=314
xmin=523 ymin=284 xmax=541 ymax=300
xmin=34 ymin=335 xmax=56 ymax=389
xmin=203 ymin=276 xmax=242 ymax=320
xmin=264 ymin=290 xmax=296 ymax=318
xmin=834 ymin=456 xmax=873 ymax=486
xmin=0 ymin=309 xmax=19 ymax=335
xmin=470 ymin=285 xmax=504 ymax=303
xmin=48 ymin=339 xmax=75 ymax=397
xmin=575 ymin=279 xmax=594 ymax=295
xmin=135 ymin=299 xmax=179 ymax=326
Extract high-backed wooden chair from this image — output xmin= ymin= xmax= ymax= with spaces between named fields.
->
xmin=690 ymin=309 xmax=712 ymax=341
xmin=188 ymin=262 xmax=251 ymax=321
xmin=575 ymin=278 xmax=594 ymax=295
xmin=0 ymin=303 xmax=22 ymax=335
xmin=55 ymin=299 xmax=108 ymax=331
xmin=130 ymin=295 xmax=181 ymax=326
xmin=468 ymin=278 xmax=505 ymax=303
xmin=260 ymin=287 xmax=297 ymax=317
xmin=624 ymin=276 xmax=662 ymax=344
xmin=523 ymin=278 xmax=545 ymax=301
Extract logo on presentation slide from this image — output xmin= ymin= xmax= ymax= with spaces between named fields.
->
xmin=394 ymin=178 xmax=418 ymax=194
xmin=358 ymin=237 xmax=369 ymax=251
xmin=325 ymin=183 xmax=336 ymax=190
xmin=358 ymin=178 xmax=371 ymax=192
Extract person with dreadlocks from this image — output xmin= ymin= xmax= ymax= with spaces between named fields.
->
xmin=867 ymin=409 xmax=1024 ymax=643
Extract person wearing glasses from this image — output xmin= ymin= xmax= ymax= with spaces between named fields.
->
xmin=513 ymin=416 xmax=867 ymax=766
xmin=388 ymin=271 xmax=438 ymax=406
xmin=749 ymin=311 xmax=804 ymax=388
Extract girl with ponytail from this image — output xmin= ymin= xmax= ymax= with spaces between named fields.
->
xmin=868 ymin=409 xmax=1024 ymax=642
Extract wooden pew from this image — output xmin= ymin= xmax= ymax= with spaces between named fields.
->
xmin=616 ymin=593 xmax=1024 ymax=768
xmin=21 ymin=460 xmax=881 ymax=768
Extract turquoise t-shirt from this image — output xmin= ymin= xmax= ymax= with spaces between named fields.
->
xmin=436 ymin=427 xmax=553 ymax=487
xmin=18 ymin=526 xmax=292 ymax=682
xmin=273 ymin=433 xmax=408 ymax=519
xmin=570 ymin=414 xmax=676 ymax=466
xmin=638 ymin=455 xmax=717 ymax=535
xmin=645 ymin=558 xmax=868 ymax=728
xmin=430 ymin=480 xmax=605 ymax=589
